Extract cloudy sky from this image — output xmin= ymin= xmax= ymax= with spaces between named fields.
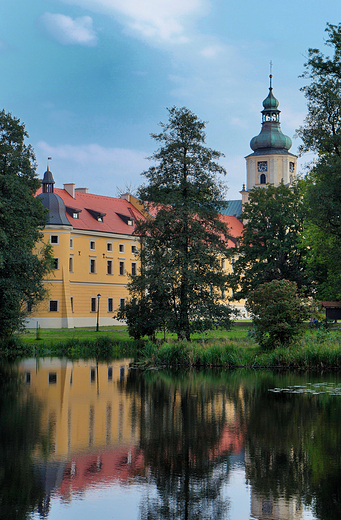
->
xmin=1 ymin=1 xmax=340 ymax=199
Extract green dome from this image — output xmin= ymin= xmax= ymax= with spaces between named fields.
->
xmin=250 ymin=123 xmax=292 ymax=152
xmin=262 ymin=88 xmax=279 ymax=110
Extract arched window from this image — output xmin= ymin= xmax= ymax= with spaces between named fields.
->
xmin=260 ymin=174 xmax=266 ymax=184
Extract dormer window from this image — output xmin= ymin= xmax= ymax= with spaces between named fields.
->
xmin=86 ymin=208 xmax=106 ymax=222
xmin=66 ymin=207 xmax=82 ymax=220
xmin=116 ymin=212 xmax=135 ymax=226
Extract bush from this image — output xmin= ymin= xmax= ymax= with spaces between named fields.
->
xmin=246 ymin=279 xmax=308 ymax=350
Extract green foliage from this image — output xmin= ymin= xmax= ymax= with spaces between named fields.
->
xmin=229 ymin=182 xmax=309 ymax=299
xmin=246 ymin=279 xmax=308 ymax=350
xmin=297 ymin=24 xmax=341 ymax=300
xmin=128 ymin=106 xmax=235 ymax=340
xmin=0 ymin=109 xmax=53 ymax=339
xmin=116 ymin=297 xmax=161 ymax=340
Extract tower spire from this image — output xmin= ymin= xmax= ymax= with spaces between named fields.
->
xmin=269 ymin=60 xmax=273 ymax=89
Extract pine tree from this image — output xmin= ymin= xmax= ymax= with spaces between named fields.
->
xmin=124 ymin=107 xmax=234 ymax=341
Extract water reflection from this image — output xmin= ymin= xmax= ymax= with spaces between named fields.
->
xmin=4 ymin=361 xmax=341 ymax=519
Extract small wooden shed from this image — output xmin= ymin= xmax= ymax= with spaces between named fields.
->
xmin=321 ymin=302 xmax=341 ymax=321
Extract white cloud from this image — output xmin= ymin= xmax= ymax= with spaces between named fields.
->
xmin=36 ymin=141 xmax=149 ymax=195
xmin=41 ymin=12 xmax=98 ymax=46
xmin=60 ymin=0 xmax=208 ymax=43
xmin=200 ymin=45 xmax=223 ymax=58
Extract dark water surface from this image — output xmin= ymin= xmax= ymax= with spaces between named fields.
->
xmin=1 ymin=358 xmax=341 ymax=519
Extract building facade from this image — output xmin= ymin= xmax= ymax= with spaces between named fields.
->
xmin=27 ymin=169 xmax=146 ymax=328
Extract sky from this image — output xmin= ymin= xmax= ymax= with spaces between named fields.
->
xmin=1 ymin=1 xmax=341 ymax=200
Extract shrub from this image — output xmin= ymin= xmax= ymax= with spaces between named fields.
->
xmin=246 ymin=279 xmax=308 ymax=350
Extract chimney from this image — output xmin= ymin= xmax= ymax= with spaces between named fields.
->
xmin=75 ymin=188 xmax=89 ymax=194
xmin=64 ymin=183 xmax=75 ymax=198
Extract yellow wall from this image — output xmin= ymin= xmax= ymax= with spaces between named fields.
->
xmin=27 ymin=225 xmax=140 ymax=328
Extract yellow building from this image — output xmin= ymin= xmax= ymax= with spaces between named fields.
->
xmin=26 ymin=168 xmax=146 ymax=328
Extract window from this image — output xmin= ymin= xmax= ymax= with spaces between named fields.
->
xmin=25 ymin=372 xmax=31 ymax=384
xmin=48 ymin=372 xmax=57 ymax=385
xmin=108 ymin=298 xmax=113 ymax=312
xmin=131 ymin=262 xmax=137 ymax=276
xmin=98 ymin=216 xmax=103 ymax=222
xmin=127 ymin=219 xmax=133 ymax=226
xmin=90 ymin=241 xmax=96 ymax=250
xmin=90 ymin=259 xmax=96 ymax=274
xmin=260 ymin=173 xmax=266 ymax=184
xmin=73 ymin=212 xmax=79 ymax=219
xmin=90 ymin=368 xmax=96 ymax=383
xmin=108 ymin=367 xmax=113 ymax=381
xmin=49 ymin=300 xmax=58 ymax=312
xmin=107 ymin=242 xmax=113 ymax=252
xmin=119 ymin=261 xmax=125 ymax=275
xmin=120 ymin=298 xmax=125 ymax=310
xmin=289 ymin=161 xmax=295 ymax=173
xmin=131 ymin=245 xmax=137 ymax=254
xmin=91 ymin=298 xmax=97 ymax=312
xmin=107 ymin=260 xmax=113 ymax=275
xmin=53 ymin=258 xmax=59 ymax=270
xmin=70 ymin=297 xmax=74 ymax=313
xmin=70 ymin=238 xmax=73 ymax=248
xmin=50 ymin=235 xmax=59 ymax=244
xmin=69 ymin=257 xmax=74 ymax=272
xmin=119 ymin=244 xmax=124 ymax=253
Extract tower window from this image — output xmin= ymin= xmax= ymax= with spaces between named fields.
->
xmin=260 ymin=174 xmax=266 ymax=184
xmin=50 ymin=235 xmax=59 ymax=244
xmin=289 ymin=162 xmax=295 ymax=173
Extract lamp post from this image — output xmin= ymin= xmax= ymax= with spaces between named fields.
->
xmin=96 ymin=293 xmax=101 ymax=331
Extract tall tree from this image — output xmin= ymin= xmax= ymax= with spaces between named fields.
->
xmin=0 ymin=109 xmax=53 ymax=338
xmin=229 ymin=182 xmax=309 ymax=299
xmin=296 ymin=23 xmax=341 ymax=299
xmin=125 ymin=107 xmax=234 ymax=341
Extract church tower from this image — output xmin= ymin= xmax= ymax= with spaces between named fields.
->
xmin=242 ymin=70 xmax=297 ymax=205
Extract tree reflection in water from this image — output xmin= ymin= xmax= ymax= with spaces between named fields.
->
xmin=241 ymin=371 xmax=341 ymax=520
xmin=0 ymin=364 xmax=47 ymax=519
xmin=126 ymin=370 xmax=242 ymax=520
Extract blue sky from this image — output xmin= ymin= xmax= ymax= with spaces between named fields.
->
xmin=1 ymin=0 xmax=341 ymax=199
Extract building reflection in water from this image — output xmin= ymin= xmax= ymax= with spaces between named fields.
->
xmin=17 ymin=360 xmax=310 ymax=519
xmin=19 ymin=358 xmax=144 ymax=508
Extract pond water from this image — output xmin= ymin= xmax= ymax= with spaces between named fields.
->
xmin=1 ymin=358 xmax=341 ymax=520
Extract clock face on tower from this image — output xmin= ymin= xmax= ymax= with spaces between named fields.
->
xmin=257 ymin=161 xmax=267 ymax=172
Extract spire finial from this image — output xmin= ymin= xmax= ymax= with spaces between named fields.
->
xmin=269 ymin=61 xmax=273 ymax=90
xmin=47 ymin=157 xmax=52 ymax=171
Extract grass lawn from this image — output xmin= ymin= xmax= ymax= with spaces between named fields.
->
xmin=21 ymin=323 xmax=250 ymax=346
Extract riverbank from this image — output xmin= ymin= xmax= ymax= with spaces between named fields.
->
xmin=1 ymin=324 xmax=341 ymax=368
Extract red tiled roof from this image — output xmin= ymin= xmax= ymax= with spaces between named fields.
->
xmin=36 ymin=187 xmax=145 ymax=235
xmin=146 ymin=203 xmax=244 ymax=247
